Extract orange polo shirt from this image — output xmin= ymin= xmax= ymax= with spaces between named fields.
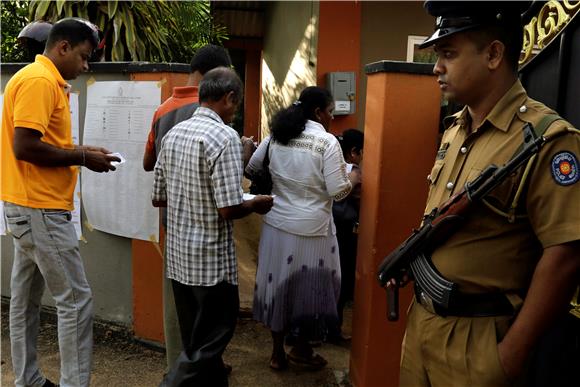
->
xmin=1 ymin=55 xmax=77 ymax=210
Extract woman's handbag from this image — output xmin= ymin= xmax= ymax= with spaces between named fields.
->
xmin=249 ymin=141 xmax=272 ymax=195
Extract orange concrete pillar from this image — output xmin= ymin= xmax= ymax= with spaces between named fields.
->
xmin=131 ymin=72 xmax=188 ymax=343
xmin=350 ymin=61 xmax=440 ymax=387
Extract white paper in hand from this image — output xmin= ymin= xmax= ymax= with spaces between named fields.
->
xmin=243 ymin=193 xmax=276 ymax=201
xmin=110 ymin=152 xmax=126 ymax=166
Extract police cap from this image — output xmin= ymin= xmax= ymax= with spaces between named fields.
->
xmin=419 ymin=1 xmax=531 ymax=49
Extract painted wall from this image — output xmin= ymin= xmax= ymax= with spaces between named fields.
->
xmin=260 ymin=1 xmax=319 ymax=139
xmin=260 ymin=2 xmax=433 ymax=138
xmin=0 ymin=70 xmax=135 ymax=326
xmin=317 ymin=1 xmax=361 ymax=135
xmin=358 ymin=1 xmax=434 ymax=129
xmin=1 ymin=63 xmax=266 ymax=342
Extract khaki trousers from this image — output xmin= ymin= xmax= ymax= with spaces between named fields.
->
xmin=400 ymin=300 xmax=521 ymax=387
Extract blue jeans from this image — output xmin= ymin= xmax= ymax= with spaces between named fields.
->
xmin=5 ymin=203 xmax=93 ymax=387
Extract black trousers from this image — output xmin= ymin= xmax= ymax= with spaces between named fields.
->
xmin=161 ymin=281 xmax=239 ymax=387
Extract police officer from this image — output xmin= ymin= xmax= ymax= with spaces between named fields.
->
xmin=396 ymin=2 xmax=580 ymax=386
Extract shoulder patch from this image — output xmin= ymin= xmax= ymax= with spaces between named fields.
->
xmin=551 ymin=151 xmax=579 ymax=186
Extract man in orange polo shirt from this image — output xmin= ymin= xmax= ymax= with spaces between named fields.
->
xmin=1 ymin=18 xmax=119 ymax=387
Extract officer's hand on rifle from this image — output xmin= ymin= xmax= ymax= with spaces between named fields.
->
xmin=385 ymin=273 xmax=411 ymax=289
xmin=385 ymin=274 xmax=411 ymax=288
xmin=383 ymin=272 xmax=411 ymax=321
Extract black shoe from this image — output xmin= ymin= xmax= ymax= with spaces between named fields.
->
xmin=43 ymin=379 xmax=59 ymax=387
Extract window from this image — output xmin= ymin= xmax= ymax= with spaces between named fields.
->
xmin=407 ymin=35 xmax=437 ymax=64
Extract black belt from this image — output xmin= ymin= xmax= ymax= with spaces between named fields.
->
xmin=415 ymin=282 xmax=514 ymax=317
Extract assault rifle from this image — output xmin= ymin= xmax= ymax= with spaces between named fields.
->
xmin=377 ymin=123 xmax=546 ymax=321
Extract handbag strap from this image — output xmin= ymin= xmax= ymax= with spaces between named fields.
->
xmin=263 ymin=139 xmax=271 ymax=168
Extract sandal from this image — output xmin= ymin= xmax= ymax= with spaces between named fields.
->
xmin=287 ymin=351 xmax=328 ymax=370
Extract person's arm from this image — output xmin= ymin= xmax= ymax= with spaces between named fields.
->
xmin=218 ymin=195 xmax=273 ymax=220
xmin=143 ymin=148 xmax=156 ymax=171
xmin=244 ymin=136 xmax=270 ymax=179
xmin=143 ymin=128 xmax=157 ymax=171
xmin=14 ymin=127 xmax=119 ymax=172
xmin=324 ymin=137 xmax=352 ymax=201
xmin=498 ymin=241 xmax=580 ymax=378
xmin=241 ymin=136 xmax=257 ymax=169
xmin=151 ymin=146 xmax=167 ymax=208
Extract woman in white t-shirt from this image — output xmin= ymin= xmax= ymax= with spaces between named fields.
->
xmin=246 ymin=86 xmax=356 ymax=370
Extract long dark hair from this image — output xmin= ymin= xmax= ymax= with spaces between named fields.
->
xmin=270 ymin=86 xmax=333 ymax=145
xmin=337 ymin=128 xmax=364 ymax=160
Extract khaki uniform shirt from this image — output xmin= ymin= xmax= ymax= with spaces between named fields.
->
xmin=426 ymin=80 xmax=580 ymax=294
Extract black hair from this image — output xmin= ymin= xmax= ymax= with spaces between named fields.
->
xmin=270 ymin=86 xmax=333 ymax=145
xmin=337 ymin=128 xmax=364 ymax=160
xmin=199 ymin=67 xmax=243 ymax=104
xmin=190 ymin=44 xmax=232 ymax=75
xmin=46 ymin=18 xmax=99 ymax=50
xmin=466 ymin=22 xmax=524 ymax=72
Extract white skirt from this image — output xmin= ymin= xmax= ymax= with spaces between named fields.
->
xmin=252 ymin=222 xmax=341 ymax=339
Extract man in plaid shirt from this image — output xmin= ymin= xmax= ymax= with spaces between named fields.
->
xmin=153 ymin=67 xmax=273 ymax=387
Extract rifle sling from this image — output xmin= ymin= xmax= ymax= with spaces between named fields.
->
xmin=482 ymin=114 xmax=562 ymax=223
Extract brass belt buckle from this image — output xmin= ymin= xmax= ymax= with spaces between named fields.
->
xmin=419 ymin=290 xmax=436 ymax=314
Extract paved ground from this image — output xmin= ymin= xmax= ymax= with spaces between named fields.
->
xmin=1 ymin=303 xmax=352 ymax=387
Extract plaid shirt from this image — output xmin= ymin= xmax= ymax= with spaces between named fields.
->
xmin=152 ymin=107 xmax=244 ymax=286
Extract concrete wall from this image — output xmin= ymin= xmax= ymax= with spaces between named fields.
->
xmin=358 ymin=1 xmax=434 ymax=129
xmin=317 ymin=1 xmax=361 ymax=135
xmin=260 ymin=1 xmax=434 ymax=138
xmin=1 ymin=63 xmax=189 ymax=328
xmin=260 ymin=1 xmax=319 ymax=139
xmin=0 ymin=69 xmax=134 ymax=325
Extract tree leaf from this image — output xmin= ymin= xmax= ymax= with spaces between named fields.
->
xmin=63 ymin=1 xmax=74 ymax=18
xmin=111 ymin=35 xmax=125 ymax=62
xmin=76 ymin=4 xmax=88 ymax=20
xmin=96 ymin=12 xmax=106 ymax=31
xmin=34 ymin=0 xmax=51 ymax=20
xmin=119 ymin=9 xmax=137 ymax=60
xmin=112 ymin=12 xmax=122 ymax=47
xmin=55 ymin=0 xmax=66 ymax=16
xmin=20 ymin=0 xmax=229 ymax=62
xmin=107 ymin=0 xmax=117 ymax=19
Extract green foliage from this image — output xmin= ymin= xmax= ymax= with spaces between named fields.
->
xmin=25 ymin=0 xmax=228 ymax=62
xmin=1 ymin=1 xmax=30 ymax=63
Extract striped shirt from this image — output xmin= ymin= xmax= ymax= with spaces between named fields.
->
xmin=152 ymin=107 xmax=244 ymax=286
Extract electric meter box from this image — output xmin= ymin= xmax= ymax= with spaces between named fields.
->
xmin=326 ymin=72 xmax=356 ymax=115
